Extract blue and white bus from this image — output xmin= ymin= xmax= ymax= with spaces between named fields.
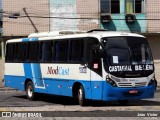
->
xmin=4 ymin=30 xmax=156 ymax=106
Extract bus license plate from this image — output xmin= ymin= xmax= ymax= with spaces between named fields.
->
xmin=129 ymin=90 xmax=138 ymax=94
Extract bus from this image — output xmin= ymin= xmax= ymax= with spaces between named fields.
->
xmin=4 ymin=30 xmax=156 ymax=106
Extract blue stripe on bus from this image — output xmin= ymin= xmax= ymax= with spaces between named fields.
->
xmin=30 ymin=38 xmax=38 ymax=41
xmin=22 ymin=37 xmax=44 ymax=87
xmin=22 ymin=37 xmax=38 ymax=42
xmin=23 ymin=63 xmax=32 ymax=77
xmin=22 ymin=38 xmax=32 ymax=79
xmin=32 ymin=64 xmax=44 ymax=87
xmin=22 ymin=38 xmax=30 ymax=42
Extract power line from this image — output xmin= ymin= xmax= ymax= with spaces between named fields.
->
xmin=1 ymin=14 xmax=160 ymax=20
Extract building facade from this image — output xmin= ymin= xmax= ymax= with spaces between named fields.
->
xmin=3 ymin=0 xmax=49 ymax=36
xmin=49 ymin=0 xmax=99 ymax=31
xmin=1 ymin=0 xmax=160 ymax=84
xmin=146 ymin=0 xmax=160 ymax=82
xmin=0 ymin=0 xmax=2 ymax=58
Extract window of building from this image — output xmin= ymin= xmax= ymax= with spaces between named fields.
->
xmin=125 ymin=0 xmax=145 ymax=14
xmin=101 ymin=0 xmax=120 ymax=14
xmin=54 ymin=40 xmax=68 ymax=62
xmin=70 ymin=39 xmax=84 ymax=62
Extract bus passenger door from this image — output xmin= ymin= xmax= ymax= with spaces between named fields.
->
xmin=89 ymin=46 xmax=103 ymax=100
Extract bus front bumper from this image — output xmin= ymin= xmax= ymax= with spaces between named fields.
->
xmin=102 ymin=82 xmax=155 ymax=101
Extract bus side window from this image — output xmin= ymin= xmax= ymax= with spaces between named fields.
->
xmin=54 ymin=40 xmax=68 ymax=62
xmin=70 ymin=39 xmax=84 ymax=62
xmin=15 ymin=43 xmax=26 ymax=62
xmin=40 ymin=41 xmax=52 ymax=63
xmin=6 ymin=43 xmax=15 ymax=62
xmin=27 ymin=42 xmax=39 ymax=63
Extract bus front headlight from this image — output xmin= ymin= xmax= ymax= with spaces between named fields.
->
xmin=148 ymin=76 xmax=156 ymax=86
xmin=106 ymin=75 xmax=117 ymax=87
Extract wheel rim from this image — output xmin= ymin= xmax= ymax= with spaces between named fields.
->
xmin=78 ymin=88 xmax=83 ymax=101
xmin=27 ymin=85 xmax=33 ymax=98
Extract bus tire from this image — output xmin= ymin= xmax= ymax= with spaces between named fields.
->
xmin=78 ymin=85 xmax=86 ymax=106
xmin=26 ymin=81 xmax=35 ymax=101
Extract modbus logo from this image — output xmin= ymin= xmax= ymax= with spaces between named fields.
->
xmin=47 ymin=66 xmax=70 ymax=75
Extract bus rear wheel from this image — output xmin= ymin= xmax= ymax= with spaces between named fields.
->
xmin=26 ymin=81 xmax=35 ymax=100
xmin=78 ymin=85 xmax=86 ymax=106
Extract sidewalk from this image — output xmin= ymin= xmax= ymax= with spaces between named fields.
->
xmin=157 ymin=85 xmax=160 ymax=90
xmin=0 ymin=81 xmax=4 ymax=88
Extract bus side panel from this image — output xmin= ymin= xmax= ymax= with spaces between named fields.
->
xmin=4 ymin=63 xmax=26 ymax=90
xmin=42 ymin=78 xmax=92 ymax=99
xmin=23 ymin=63 xmax=47 ymax=93
xmin=77 ymin=80 xmax=92 ymax=99
xmin=23 ymin=63 xmax=33 ymax=78
xmin=40 ymin=64 xmax=92 ymax=99
xmin=44 ymin=78 xmax=72 ymax=96
xmin=90 ymin=71 xmax=103 ymax=100
xmin=4 ymin=75 xmax=25 ymax=91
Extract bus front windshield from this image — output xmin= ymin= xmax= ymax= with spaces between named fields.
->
xmin=102 ymin=37 xmax=154 ymax=77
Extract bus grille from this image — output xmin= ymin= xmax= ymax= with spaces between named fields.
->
xmin=117 ymin=82 xmax=147 ymax=87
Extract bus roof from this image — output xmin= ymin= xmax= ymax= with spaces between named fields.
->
xmin=6 ymin=31 xmax=145 ymax=43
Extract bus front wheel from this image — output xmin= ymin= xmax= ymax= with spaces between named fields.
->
xmin=78 ymin=85 xmax=86 ymax=106
xmin=26 ymin=81 xmax=35 ymax=100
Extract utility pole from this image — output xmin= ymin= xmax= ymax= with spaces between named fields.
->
xmin=23 ymin=8 xmax=39 ymax=33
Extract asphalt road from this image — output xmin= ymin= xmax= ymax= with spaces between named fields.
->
xmin=0 ymin=88 xmax=159 ymax=107
xmin=0 ymin=87 xmax=160 ymax=119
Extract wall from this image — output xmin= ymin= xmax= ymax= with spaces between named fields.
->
xmin=76 ymin=0 xmax=99 ymax=31
xmin=49 ymin=0 xmax=99 ymax=31
xmin=49 ymin=0 xmax=78 ymax=31
xmin=146 ymin=0 xmax=160 ymax=85
xmin=0 ymin=0 xmax=2 ymax=35
xmin=147 ymin=0 xmax=160 ymax=33
xmin=146 ymin=35 xmax=160 ymax=84
xmin=3 ymin=0 xmax=49 ymax=36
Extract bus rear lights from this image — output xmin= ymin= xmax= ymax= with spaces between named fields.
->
xmin=106 ymin=76 xmax=117 ymax=87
